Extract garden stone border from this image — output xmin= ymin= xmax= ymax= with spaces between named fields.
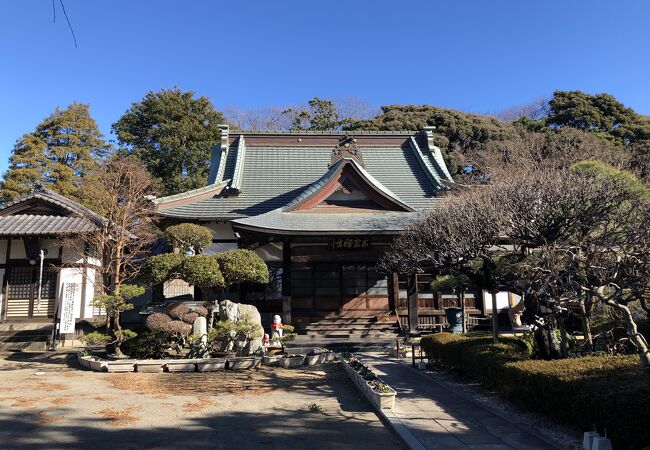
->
xmin=77 ymin=349 xmax=336 ymax=374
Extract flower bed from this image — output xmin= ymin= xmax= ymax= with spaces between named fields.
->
xmin=338 ymin=353 xmax=396 ymax=410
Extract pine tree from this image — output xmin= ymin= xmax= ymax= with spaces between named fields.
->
xmin=1 ymin=103 xmax=109 ymax=201
xmin=112 ymin=88 xmax=225 ymax=196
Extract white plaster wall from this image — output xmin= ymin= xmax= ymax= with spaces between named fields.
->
xmin=483 ymin=291 xmax=512 ymax=312
xmin=0 ymin=240 xmax=7 ymax=264
xmin=9 ymin=239 xmax=26 ymax=259
xmin=205 ymin=221 xmax=237 ymax=239
xmin=40 ymin=239 xmax=62 ymax=259
xmin=255 ymin=242 xmax=282 ymax=262
xmin=62 ymin=244 xmax=85 ymax=265
xmin=204 ymin=242 xmax=239 ymax=254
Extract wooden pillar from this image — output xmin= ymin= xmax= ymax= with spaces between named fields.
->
xmin=407 ymin=272 xmax=418 ymax=333
xmin=491 ymin=290 xmax=499 ymax=344
xmin=388 ymin=272 xmax=399 ymax=311
xmin=281 ymin=241 xmax=292 ymax=325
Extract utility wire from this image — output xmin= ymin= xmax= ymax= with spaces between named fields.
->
xmin=58 ymin=0 xmax=78 ymax=48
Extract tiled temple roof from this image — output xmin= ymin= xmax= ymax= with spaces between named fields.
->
xmin=157 ymin=129 xmax=453 ymax=225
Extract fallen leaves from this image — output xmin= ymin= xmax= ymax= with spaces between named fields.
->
xmin=93 ymin=406 xmax=142 ymax=427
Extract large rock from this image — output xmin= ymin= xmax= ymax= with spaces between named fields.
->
xmin=218 ymin=300 xmax=264 ymax=356
xmin=219 ymin=300 xmax=238 ymax=323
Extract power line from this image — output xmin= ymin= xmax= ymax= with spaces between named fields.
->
xmin=53 ymin=0 xmax=78 ymax=48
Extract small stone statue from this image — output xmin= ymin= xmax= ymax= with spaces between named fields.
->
xmin=270 ymin=315 xmax=283 ymax=345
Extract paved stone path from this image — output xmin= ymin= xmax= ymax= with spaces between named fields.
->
xmin=358 ymin=354 xmax=560 ymax=450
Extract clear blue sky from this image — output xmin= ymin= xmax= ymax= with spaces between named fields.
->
xmin=1 ymin=0 xmax=649 ymax=173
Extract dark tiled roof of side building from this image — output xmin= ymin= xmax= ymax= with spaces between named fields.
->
xmin=0 ymin=187 xmax=104 ymax=236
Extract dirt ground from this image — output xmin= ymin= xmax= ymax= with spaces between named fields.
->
xmin=0 ymin=352 xmax=403 ymax=449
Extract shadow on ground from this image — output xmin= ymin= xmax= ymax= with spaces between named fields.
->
xmin=0 ymin=401 xmax=405 ymax=450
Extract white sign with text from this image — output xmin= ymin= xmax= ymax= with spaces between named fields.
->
xmin=59 ymin=282 xmax=81 ymax=334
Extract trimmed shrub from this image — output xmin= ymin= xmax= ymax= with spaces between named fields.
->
xmin=121 ymin=331 xmax=170 ymax=359
xmin=141 ymin=253 xmax=184 ymax=286
xmin=181 ymin=255 xmax=224 ymax=288
xmin=182 ymin=311 xmax=200 ymax=324
xmin=421 ymin=333 xmax=650 ymax=449
xmin=166 ymin=303 xmax=190 ymax=320
xmin=214 ymin=249 xmax=269 ymax=285
xmin=159 ymin=320 xmax=192 ymax=335
xmin=164 ymin=223 xmax=213 ymax=254
xmin=145 ymin=312 xmax=172 ymax=331
xmin=79 ymin=331 xmax=111 ymax=347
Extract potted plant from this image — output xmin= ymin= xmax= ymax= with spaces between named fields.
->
xmin=197 ymin=357 xmax=227 ymax=371
xmin=225 ymin=319 xmax=264 ymax=369
xmin=367 ymin=380 xmax=397 ymax=409
xmin=262 ymin=354 xmax=284 ymax=366
xmin=304 ymin=347 xmax=332 ymax=366
xmin=164 ymin=359 xmax=198 ymax=372
xmin=77 ymin=332 xmax=112 ymax=369
xmin=277 ymin=353 xmax=305 ymax=368
xmin=227 ymin=356 xmax=261 ymax=370
xmin=106 ymin=359 xmax=136 ymax=372
xmin=134 ymin=360 xmax=163 ymax=373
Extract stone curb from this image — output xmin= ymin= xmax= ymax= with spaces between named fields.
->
xmin=375 ymin=408 xmax=427 ymax=450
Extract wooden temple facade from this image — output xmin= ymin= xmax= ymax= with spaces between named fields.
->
xmin=155 ymin=126 xmax=495 ymax=331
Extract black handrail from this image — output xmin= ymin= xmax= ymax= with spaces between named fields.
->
xmin=49 ymin=303 xmax=59 ymax=351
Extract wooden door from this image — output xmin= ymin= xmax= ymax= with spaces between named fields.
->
xmin=5 ymin=267 xmax=57 ymax=319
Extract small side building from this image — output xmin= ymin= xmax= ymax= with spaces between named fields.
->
xmin=0 ymin=188 xmax=102 ymax=332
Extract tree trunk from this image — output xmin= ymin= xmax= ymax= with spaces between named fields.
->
xmin=606 ymin=299 xmax=650 ymax=370
xmin=579 ymin=296 xmax=594 ymax=351
xmin=535 ymin=322 xmax=562 ymax=360
xmin=207 ymin=287 xmax=224 ymax=333
xmin=557 ymin=316 xmax=570 ymax=357
xmin=112 ymin=310 xmax=124 ymax=357
xmin=460 ymin=291 xmax=467 ymax=334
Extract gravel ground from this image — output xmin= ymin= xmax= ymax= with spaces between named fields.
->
xmin=415 ymin=363 xmax=583 ymax=450
xmin=0 ymin=352 xmax=403 ymax=449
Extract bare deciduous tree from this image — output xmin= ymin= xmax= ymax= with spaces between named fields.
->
xmin=382 ymin=168 xmax=650 ymax=368
xmin=492 ymin=96 xmax=551 ymax=122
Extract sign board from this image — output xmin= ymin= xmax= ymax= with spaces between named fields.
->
xmin=329 ymin=237 xmax=370 ymax=250
xmin=59 ymin=282 xmax=81 ymax=334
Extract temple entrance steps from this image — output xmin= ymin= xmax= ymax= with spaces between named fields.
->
xmin=0 ymin=322 xmax=53 ymax=352
xmin=300 ymin=316 xmax=401 ymax=340
xmin=285 ymin=336 xmax=397 ymax=353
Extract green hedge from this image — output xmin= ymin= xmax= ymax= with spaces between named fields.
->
xmin=421 ymin=333 xmax=650 ymax=450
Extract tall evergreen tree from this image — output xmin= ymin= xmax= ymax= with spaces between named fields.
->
xmin=112 ymin=88 xmax=226 ymax=196
xmin=1 ymin=103 xmax=109 ymax=201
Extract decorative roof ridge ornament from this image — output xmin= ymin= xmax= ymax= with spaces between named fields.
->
xmin=330 ymin=134 xmax=364 ymax=168
xmin=208 ymin=124 xmax=230 ymax=184
xmin=421 ymin=126 xmax=454 ymax=182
